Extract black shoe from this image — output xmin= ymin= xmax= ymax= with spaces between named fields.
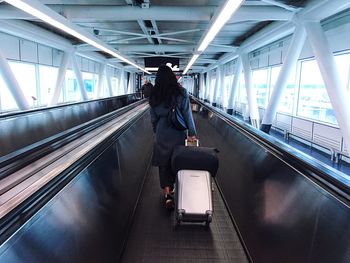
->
xmin=164 ymin=194 xmax=174 ymax=210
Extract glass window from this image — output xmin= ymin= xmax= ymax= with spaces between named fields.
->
xmin=253 ymin=69 xmax=269 ymax=108
xmin=270 ymin=66 xmax=296 ymax=114
xmin=0 ymin=75 xmax=18 ymax=112
xmin=209 ymin=77 xmax=216 ymax=102
xmin=82 ymin=72 xmax=97 ymax=99
xmin=38 ymin=65 xmax=58 ymax=106
xmin=9 ymin=61 xmax=37 ymax=108
xmin=118 ymin=75 xmax=126 ymax=95
xmin=335 ymin=53 xmax=350 ymax=92
xmin=62 ymin=70 xmax=81 ymax=103
xmin=297 ymin=59 xmax=337 ymax=124
xmin=111 ymin=77 xmax=119 ymax=96
xmin=216 ymin=78 xmax=221 ymax=103
xmin=94 ymin=75 xmax=108 ymax=98
xmin=223 ymin=75 xmax=233 ymax=108
xmin=101 ymin=78 xmax=110 ymax=98
xmin=237 ymin=72 xmax=247 ymax=103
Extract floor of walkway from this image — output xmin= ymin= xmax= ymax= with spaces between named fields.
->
xmin=121 ymin=166 xmax=249 ymax=263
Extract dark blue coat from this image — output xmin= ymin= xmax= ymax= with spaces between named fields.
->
xmin=150 ymin=88 xmax=197 ymax=166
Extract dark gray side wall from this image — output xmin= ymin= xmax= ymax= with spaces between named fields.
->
xmin=0 ymin=111 xmax=153 ymax=262
xmin=0 ymin=94 xmax=138 ymax=157
xmin=194 ymin=109 xmax=350 ymax=263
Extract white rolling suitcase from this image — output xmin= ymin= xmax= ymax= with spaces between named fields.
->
xmin=175 ymin=169 xmax=213 ymax=226
xmin=174 ymin=139 xmax=215 ymax=227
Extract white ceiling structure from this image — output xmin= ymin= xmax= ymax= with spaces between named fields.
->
xmin=0 ymin=0 xmax=348 ymax=73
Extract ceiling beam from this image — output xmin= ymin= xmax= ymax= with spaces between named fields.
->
xmin=84 ymin=27 xmax=197 ymax=44
xmin=0 ymin=5 xmax=292 ymax=22
xmin=120 ymin=53 xmax=217 ymax=63
xmin=299 ymin=0 xmax=350 ymax=21
xmin=151 ymin=20 xmax=162 ymax=44
xmin=107 ymin=35 xmax=192 ymax=44
xmin=0 ymin=19 xmax=73 ymax=52
xmin=116 ymin=44 xmax=236 ymax=53
xmin=0 ymin=20 xmax=125 ymax=69
xmin=1 ymin=1 xmax=142 ymax=71
xmin=158 ymin=29 xmax=202 ymax=37
xmin=202 ymin=0 xmax=350 ymax=73
xmin=87 ymin=28 xmax=146 ymax=37
xmin=78 ymin=44 xmax=236 ymax=53
xmin=87 ymin=27 xmax=201 ymax=38
xmin=137 ymin=20 xmax=153 ymax=44
xmin=261 ymin=0 xmax=298 ymax=11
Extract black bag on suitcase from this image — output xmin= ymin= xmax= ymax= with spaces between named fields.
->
xmin=171 ymin=145 xmax=219 ymax=177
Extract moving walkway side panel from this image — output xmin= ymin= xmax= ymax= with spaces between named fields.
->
xmin=0 ymin=110 xmax=153 ymax=262
xmin=0 ymin=94 xmax=138 ymax=157
xmin=194 ymin=107 xmax=350 ymax=263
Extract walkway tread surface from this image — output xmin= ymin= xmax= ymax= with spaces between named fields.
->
xmin=121 ymin=166 xmax=248 ymax=263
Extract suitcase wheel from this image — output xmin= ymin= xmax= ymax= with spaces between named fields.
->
xmin=207 ymin=214 xmax=212 ymax=223
xmin=205 ymin=214 xmax=212 ymax=228
xmin=176 ymin=212 xmax=183 ymax=226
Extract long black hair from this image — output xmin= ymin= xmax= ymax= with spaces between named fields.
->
xmin=149 ymin=65 xmax=182 ymax=107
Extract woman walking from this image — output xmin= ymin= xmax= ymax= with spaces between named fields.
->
xmin=149 ymin=65 xmax=197 ymax=210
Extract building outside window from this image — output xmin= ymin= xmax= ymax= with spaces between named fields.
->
xmin=253 ymin=68 xmax=269 ymax=108
xmin=82 ymin=72 xmax=97 ymax=100
xmin=111 ymin=77 xmax=119 ymax=96
xmin=209 ymin=75 xmax=216 ymax=103
xmin=9 ymin=61 xmax=37 ymax=108
xmin=62 ymin=70 xmax=81 ymax=103
xmin=118 ymin=74 xmax=127 ymax=95
xmin=38 ymin=65 xmax=58 ymax=106
xmin=223 ymin=75 xmax=233 ymax=108
xmin=335 ymin=52 xmax=350 ymax=92
xmin=237 ymin=72 xmax=247 ymax=103
xmin=270 ymin=66 xmax=296 ymax=114
xmin=0 ymin=75 xmax=18 ymax=112
xmin=297 ymin=59 xmax=337 ymax=125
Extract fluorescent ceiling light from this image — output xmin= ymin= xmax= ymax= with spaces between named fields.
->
xmin=183 ymin=0 xmax=243 ymax=74
xmin=145 ymin=67 xmax=179 ymax=72
xmin=145 ymin=67 xmax=159 ymax=71
xmin=178 ymin=77 xmax=182 ymax=82
xmin=5 ymin=0 xmax=150 ymax=74
xmin=198 ymin=0 xmax=244 ymax=52
xmin=183 ymin=54 xmax=199 ymax=75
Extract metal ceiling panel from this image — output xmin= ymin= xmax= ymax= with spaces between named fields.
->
xmin=0 ymin=0 xmax=311 ymax=72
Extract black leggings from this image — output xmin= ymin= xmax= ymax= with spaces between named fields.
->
xmin=158 ymin=163 xmax=175 ymax=189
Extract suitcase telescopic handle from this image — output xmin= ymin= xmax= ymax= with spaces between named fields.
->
xmin=185 ymin=139 xmax=199 ymax=147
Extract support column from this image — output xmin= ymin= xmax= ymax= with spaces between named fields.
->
xmin=106 ymin=66 xmax=113 ymax=96
xmin=118 ymin=68 xmax=125 ymax=95
xmin=227 ymin=58 xmax=242 ymax=115
xmin=71 ymin=53 xmax=88 ymax=101
xmin=123 ymin=71 xmax=127 ymax=94
xmin=0 ymin=48 xmax=29 ymax=110
xmin=126 ymin=73 xmax=132 ymax=94
xmin=50 ymin=52 xmax=70 ymax=106
xmin=219 ymin=66 xmax=226 ymax=108
xmin=190 ymin=77 xmax=195 ymax=95
xmin=261 ymin=25 xmax=306 ymax=133
xmin=241 ymin=54 xmax=260 ymax=128
xmin=212 ymin=66 xmax=222 ymax=107
xmin=198 ymin=74 xmax=202 ymax=99
xmin=205 ymin=71 xmax=211 ymax=103
xmin=304 ymin=21 xmax=350 ymax=155
xmin=200 ymin=73 xmax=206 ymax=100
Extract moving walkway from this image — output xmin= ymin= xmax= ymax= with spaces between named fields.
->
xmin=0 ymin=96 xmax=349 ymax=263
